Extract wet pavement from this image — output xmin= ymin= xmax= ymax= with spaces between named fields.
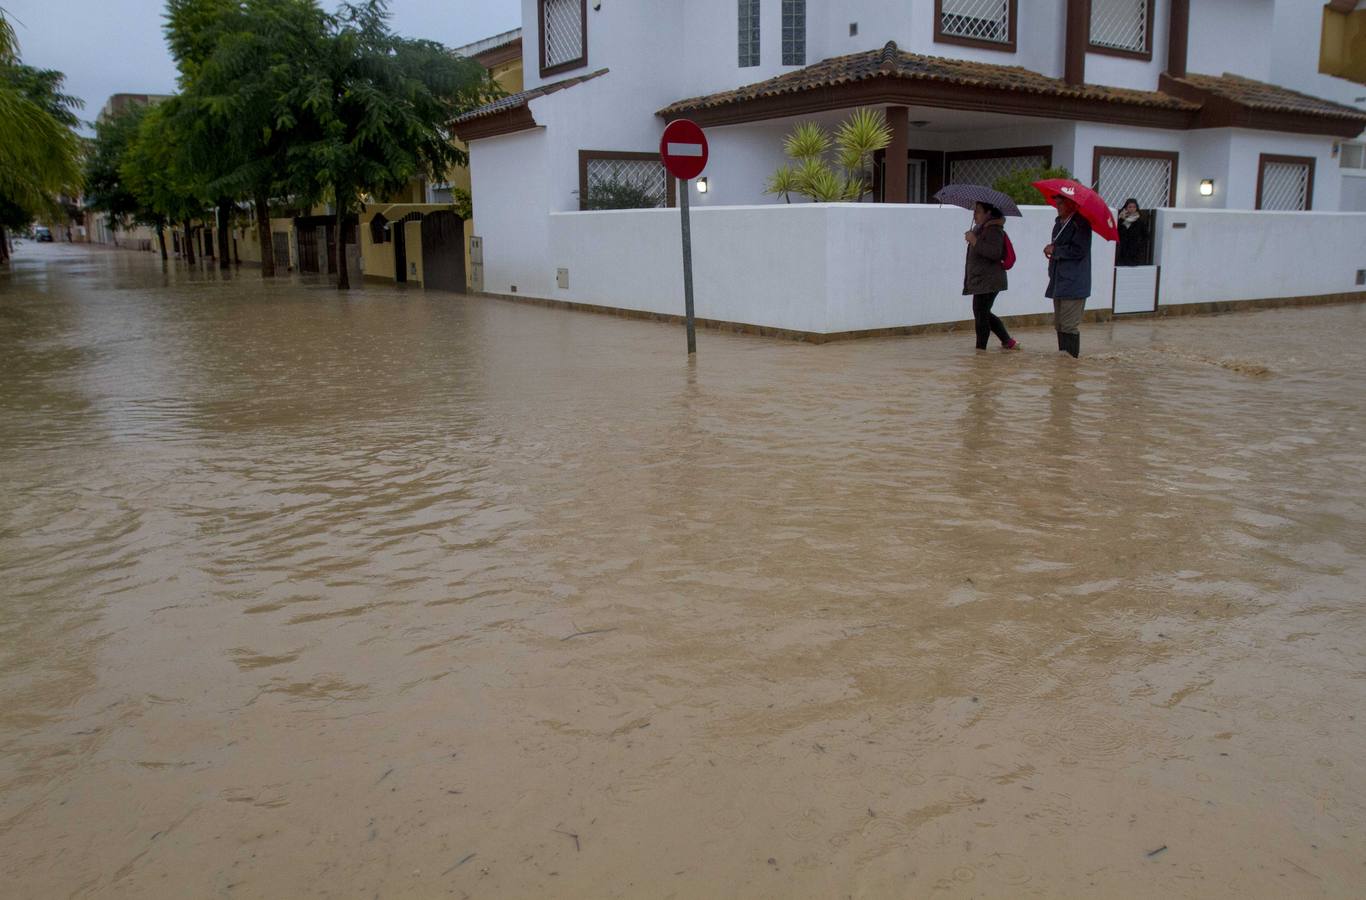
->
xmin=2 ymin=242 xmax=1365 ymax=898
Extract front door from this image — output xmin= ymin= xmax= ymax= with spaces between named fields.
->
xmin=874 ymin=149 xmax=945 ymax=202
xmin=393 ymin=222 xmax=408 ymax=283
xmin=420 ymin=211 xmax=467 ymax=293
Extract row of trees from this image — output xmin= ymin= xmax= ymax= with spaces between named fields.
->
xmin=82 ymin=0 xmax=496 ymax=287
xmin=0 ymin=10 xmax=85 ymax=264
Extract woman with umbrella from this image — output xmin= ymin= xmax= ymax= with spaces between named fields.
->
xmin=933 ymin=185 xmax=1021 ymax=352
xmin=1032 ymin=179 xmax=1118 ymax=359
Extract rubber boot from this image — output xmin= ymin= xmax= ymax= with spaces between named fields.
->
xmin=1056 ymin=331 xmax=1066 ymax=352
xmin=1065 ymin=333 xmax=1080 ymax=358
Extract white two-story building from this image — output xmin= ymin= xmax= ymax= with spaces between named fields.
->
xmin=456 ymin=0 xmax=1366 ymax=315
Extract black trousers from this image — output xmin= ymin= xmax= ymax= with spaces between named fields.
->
xmin=972 ymin=292 xmax=1011 ymax=350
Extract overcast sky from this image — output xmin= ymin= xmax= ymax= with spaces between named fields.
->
xmin=4 ymin=0 xmax=522 ymax=132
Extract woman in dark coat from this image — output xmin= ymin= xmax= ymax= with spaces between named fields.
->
xmin=1044 ymin=195 xmax=1092 ymax=359
xmin=1115 ymin=198 xmax=1148 ymax=266
xmin=963 ymin=202 xmax=1018 ymax=351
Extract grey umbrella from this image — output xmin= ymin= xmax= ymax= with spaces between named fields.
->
xmin=932 ymin=184 xmax=1022 ymax=217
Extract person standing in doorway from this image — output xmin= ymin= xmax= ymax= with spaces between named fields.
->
xmin=1044 ymin=195 xmax=1092 ymax=358
xmin=963 ymin=202 xmax=1019 ymax=352
xmin=1115 ymin=198 xmax=1148 ymax=266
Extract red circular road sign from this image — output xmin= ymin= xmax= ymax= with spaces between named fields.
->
xmin=660 ymin=119 xmax=709 ymax=181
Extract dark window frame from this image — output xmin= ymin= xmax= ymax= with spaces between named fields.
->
xmin=782 ymin=0 xmax=806 ymax=66
xmin=738 ymin=0 xmax=761 ymax=68
xmin=1088 ymin=0 xmax=1156 ymax=62
xmin=538 ymin=0 xmax=588 ymax=79
xmin=1255 ymin=153 xmax=1316 ymax=211
xmin=933 ymin=0 xmax=1018 ymax=53
xmin=1091 ymin=145 xmax=1180 ymax=207
xmin=578 ymin=150 xmax=678 ymax=211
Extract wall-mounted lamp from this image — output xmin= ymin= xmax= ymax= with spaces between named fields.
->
xmin=1199 ymin=179 xmax=1215 ymax=197
xmin=696 ymin=177 xmax=709 ymax=194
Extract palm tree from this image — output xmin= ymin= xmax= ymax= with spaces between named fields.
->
xmin=835 ymin=108 xmax=892 ymax=201
xmin=0 ymin=9 xmax=84 ymax=255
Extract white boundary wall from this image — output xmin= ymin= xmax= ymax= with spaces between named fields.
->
xmin=529 ymin=204 xmax=1366 ymax=334
xmin=1155 ymin=209 xmax=1366 ymax=306
xmin=545 ymin=204 xmax=1114 ymax=334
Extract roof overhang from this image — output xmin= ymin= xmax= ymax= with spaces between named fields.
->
xmin=1159 ymin=74 xmax=1366 ymax=138
xmin=659 ymin=73 xmax=1196 ymax=131
xmin=473 ymin=40 xmax=522 ymax=70
xmin=454 ymin=105 xmax=539 ymax=142
xmin=454 ymin=68 xmax=609 ymax=143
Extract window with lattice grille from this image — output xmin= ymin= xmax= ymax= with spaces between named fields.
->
xmin=1090 ymin=0 xmax=1150 ymax=55
xmin=738 ymin=0 xmax=760 ymax=67
xmin=1095 ymin=150 xmax=1176 ymax=209
xmin=541 ymin=0 xmax=585 ymax=76
xmin=579 ymin=153 xmax=673 ymax=210
xmin=937 ymin=0 xmax=1014 ymax=48
xmin=783 ymin=0 xmax=806 ymax=65
xmin=949 ymin=153 xmax=1047 ymax=189
xmin=1257 ymin=156 xmax=1314 ymax=211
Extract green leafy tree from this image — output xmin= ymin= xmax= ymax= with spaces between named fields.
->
xmin=168 ymin=0 xmax=328 ymax=275
xmin=84 ymin=104 xmax=151 ymax=248
xmin=992 ymin=165 xmax=1074 ymax=206
xmin=166 ymin=0 xmax=249 ymax=269
xmin=287 ymin=0 xmax=492 ymax=288
xmin=0 ymin=10 xmax=84 ymax=259
xmin=123 ymin=98 xmax=210 ymax=263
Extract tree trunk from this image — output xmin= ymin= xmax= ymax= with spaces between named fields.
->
xmin=255 ymin=191 xmax=275 ymax=278
xmin=216 ymin=201 xmax=231 ymax=269
xmin=156 ymin=222 xmax=168 ymax=261
xmin=183 ymin=221 xmax=196 ymax=264
xmin=335 ymin=201 xmax=349 ymax=290
xmin=0 ymin=224 xmax=9 ymax=264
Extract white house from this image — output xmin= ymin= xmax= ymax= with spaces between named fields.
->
xmin=455 ymin=0 xmax=1366 ymax=330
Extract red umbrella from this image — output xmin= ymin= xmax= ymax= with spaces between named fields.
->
xmin=1031 ymin=179 xmax=1118 ymax=242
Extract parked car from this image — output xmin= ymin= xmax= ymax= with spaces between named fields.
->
xmin=34 ymin=226 xmax=53 ymax=242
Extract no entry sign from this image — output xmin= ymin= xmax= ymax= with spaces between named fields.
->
xmin=660 ymin=119 xmax=708 ymax=181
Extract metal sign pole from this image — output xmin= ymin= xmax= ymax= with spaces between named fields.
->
xmin=678 ymin=177 xmax=697 ymax=355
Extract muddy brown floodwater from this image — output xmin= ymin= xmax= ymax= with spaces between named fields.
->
xmin=2 ymin=243 xmax=1365 ymax=898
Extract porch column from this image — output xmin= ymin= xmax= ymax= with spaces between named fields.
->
xmin=1065 ymin=0 xmax=1087 ymax=86
xmin=884 ymin=106 xmax=909 ymax=203
xmin=1167 ymin=0 xmax=1190 ymax=78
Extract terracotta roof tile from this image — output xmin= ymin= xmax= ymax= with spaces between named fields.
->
xmin=660 ymin=42 xmax=1198 ymax=116
xmin=457 ymin=68 xmax=609 ymax=123
xmin=1172 ymin=72 xmax=1366 ymax=123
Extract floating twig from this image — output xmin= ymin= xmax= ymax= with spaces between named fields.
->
xmin=443 ymin=852 xmax=477 ymax=874
xmin=553 ymin=828 xmax=581 ymax=852
xmin=1146 ymin=845 xmax=1168 ymax=858
xmin=561 ymin=628 xmax=617 ymax=642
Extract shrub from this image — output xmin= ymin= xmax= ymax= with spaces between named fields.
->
xmin=992 ymin=166 xmax=1074 ymax=205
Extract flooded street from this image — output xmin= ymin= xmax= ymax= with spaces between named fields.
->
xmin=2 ymin=243 xmax=1365 ymax=898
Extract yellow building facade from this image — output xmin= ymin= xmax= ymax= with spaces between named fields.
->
xmin=358 ymin=29 xmax=523 ymax=291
